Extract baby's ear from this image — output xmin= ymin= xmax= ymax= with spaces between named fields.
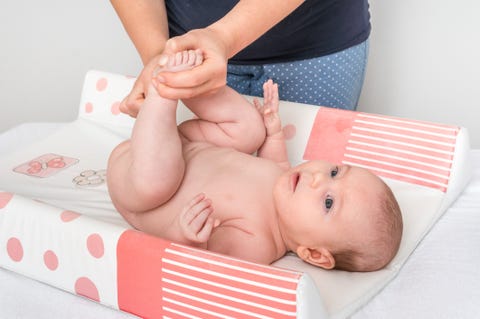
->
xmin=296 ymin=246 xmax=335 ymax=270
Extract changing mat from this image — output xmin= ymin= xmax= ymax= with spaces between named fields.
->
xmin=0 ymin=70 xmax=471 ymax=319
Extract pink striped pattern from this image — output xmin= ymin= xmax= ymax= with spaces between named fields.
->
xmin=304 ymin=108 xmax=460 ymax=192
xmin=344 ymin=113 xmax=458 ymax=192
xmin=161 ymin=243 xmax=300 ymax=319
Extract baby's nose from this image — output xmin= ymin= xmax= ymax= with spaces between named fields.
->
xmin=310 ymin=172 xmax=327 ymax=189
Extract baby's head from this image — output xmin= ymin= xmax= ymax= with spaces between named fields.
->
xmin=273 ymin=160 xmax=403 ymax=272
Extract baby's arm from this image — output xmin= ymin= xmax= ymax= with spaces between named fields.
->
xmin=255 ymin=80 xmax=290 ymax=170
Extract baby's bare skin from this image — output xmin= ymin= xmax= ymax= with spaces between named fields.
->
xmin=135 ymin=143 xmax=286 ymax=263
xmin=108 ymin=50 xmax=402 ymax=271
xmin=108 ymin=50 xmax=288 ymax=264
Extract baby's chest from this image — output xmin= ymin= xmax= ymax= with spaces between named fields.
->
xmin=207 ymin=220 xmax=279 ymax=264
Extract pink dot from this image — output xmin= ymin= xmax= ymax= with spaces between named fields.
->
xmin=60 ymin=210 xmax=81 ymax=222
xmin=87 ymin=234 xmax=104 ymax=258
xmin=7 ymin=237 xmax=23 ymax=262
xmin=0 ymin=192 xmax=13 ymax=209
xmin=85 ymin=102 xmax=93 ymax=113
xmin=283 ymin=124 xmax=297 ymax=140
xmin=75 ymin=277 xmax=100 ymax=302
xmin=43 ymin=250 xmax=59 ymax=271
xmin=96 ymin=78 xmax=108 ymax=92
xmin=111 ymin=101 xmax=121 ymax=115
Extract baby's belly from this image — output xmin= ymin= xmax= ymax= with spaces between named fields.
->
xmin=157 ymin=143 xmax=277 ymax=222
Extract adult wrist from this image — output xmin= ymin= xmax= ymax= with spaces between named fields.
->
xmin=206 ymin=23 xmax=238 ymax=59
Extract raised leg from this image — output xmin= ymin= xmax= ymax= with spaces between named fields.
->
xmin=179 ymin=85 xmax=267 ymax=154
xmin=107 ymin=51 xmax=203 ymax=218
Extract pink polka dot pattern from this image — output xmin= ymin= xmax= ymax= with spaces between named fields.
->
xmin=283 ymin=124 xmax=297 ymax=140
xmin=60 ymin=210 xmax=81 ymax=222
xmin=75 ymin=277 xmax=100 ymax=302
xmin=85 ymin=102 xmax=94 ymax=113
xmin=96 ymin=78 xmax=108 ymax=92
xmin=87 ymin=233 xmax=104 ymax=258
xmin=43 ymin=250 xmax=59 ymax=271
xmin=7 ymin=237 xmax=23 ymax=262
xmin=111 ymin=101 xmax=121 ymax=115
xmin=0 ymin=192 xmax=13 ymax=209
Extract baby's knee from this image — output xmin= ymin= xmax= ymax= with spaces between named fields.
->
xmin=235 ymin=111 xmax=266 ymax=153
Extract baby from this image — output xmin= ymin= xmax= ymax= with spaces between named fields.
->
xmin=107 ymin=50 xmax=403 ymax=272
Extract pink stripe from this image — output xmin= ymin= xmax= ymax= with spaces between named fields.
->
xmin=347 ymin=135 xmax=454 ymax=160
xmin=356 ymin=113 xmax=459 ymax=131
xmin=170 ymin=244 xmax=301 ymax=280
xmin=344 ymin=157 xmax=449 ymax=187
xmin=164 ymin=246 xmax=299 ymax=289
xmin=345 ymin=143 xmax=453 ymax=168
xmin=350 ymin=129 xmax=456 ymax=153
xmin=365 ymin=169 xmax=447 ymax=192
xmin=162 ymin=281 xmax=296 ymax=319
xmin=344 ymin=149 xmax=451 ymax=177
xmin=352 ymin=121 xmax=457 ymax=145
xmin=162 ymin=271 xmax=296 ymax=312
xmin=162 ymin=297 xmax=227 ymax=319
xmin=162 ymin=257 xmax=297 ymax=300
xmin=304 ymin=108 xmax=459 ymax=192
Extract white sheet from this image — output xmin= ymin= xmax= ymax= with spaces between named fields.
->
xmin=1 ymin=122 xmax=479 ymax=318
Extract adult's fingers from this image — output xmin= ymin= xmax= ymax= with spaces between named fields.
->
xmin=154 ymin=79 xmax=221 ymax=100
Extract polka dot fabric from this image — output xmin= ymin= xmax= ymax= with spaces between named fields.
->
xmin=0 ymin=193 xmax=125 ymax=308
xmin=79 ymin=72 xmax=137 ymax=133
xmin=228 ymin=40 xmax=369 ymax=110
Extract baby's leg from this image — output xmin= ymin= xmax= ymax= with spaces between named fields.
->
xmin=178 ymin=79 xmax=266 ymax=154
xmin=108 ymin=52 xmax=202 ymax=216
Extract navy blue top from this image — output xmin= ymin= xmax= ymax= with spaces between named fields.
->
xmin=166 ymin=0 xmax=370 ymax=65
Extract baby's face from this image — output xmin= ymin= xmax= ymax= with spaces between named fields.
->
xmin=273 ymin=160 xmax=385 ymax=254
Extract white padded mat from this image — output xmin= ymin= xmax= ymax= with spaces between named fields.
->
xmin=0 ymin=71 xmax=475 ymax=318
xmin=1 ymin=123 xmax=479 ymax=319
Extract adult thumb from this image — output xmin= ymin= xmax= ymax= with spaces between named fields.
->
xmin=164 ymin=33 xmax=196 ymax=54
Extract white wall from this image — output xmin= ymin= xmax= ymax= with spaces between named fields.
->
xmin=359 ymin=0 xmax=480 ymax=147
xmin=0 ymin=0 xmax=141 ymax=128
xmin=1 ymin=1 xmax=479 ymax=147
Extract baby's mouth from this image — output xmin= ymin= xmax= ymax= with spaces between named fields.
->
xmin=292 ymin=172 xmax=300 ymax=192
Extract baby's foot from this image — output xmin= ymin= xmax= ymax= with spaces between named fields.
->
xmin=146 ymin=49 xmax=203 ymax=105
xmin=153 ymin=49 xmax=203 ymax=76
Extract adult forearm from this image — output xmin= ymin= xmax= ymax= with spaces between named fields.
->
xmin=208 ymin=0 xmax=305 ymax=58
xmin=111 ymin=0 xmax=169 ymax=65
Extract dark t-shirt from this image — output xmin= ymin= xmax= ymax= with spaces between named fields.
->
xmin=166 ymin=0 xmax=370 ymax=65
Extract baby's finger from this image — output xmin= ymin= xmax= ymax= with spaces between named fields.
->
xmin=189 ymin=207 xmax=213 ymax=234
xmin=264 ymin=80 xmax=273 ymax=104
xmin=253 ymin=98 xmax=263 ymax=113
xmin=195 ymin=217 xmax=216 ymax=243
xmin=271 ymin=83 xmax=279 ymax=112
xmin=181 ymin=193 xmax=207 ymax=223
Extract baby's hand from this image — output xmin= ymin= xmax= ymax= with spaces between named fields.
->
xmin=253 ymin=79 xmax=282 ymax=136
xmin=179 ymin=193 xmax=219 ymax=244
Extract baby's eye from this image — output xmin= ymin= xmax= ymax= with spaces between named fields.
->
xmin=330 ymin=166 xmax=339 ymax=178
xmin=325 ymin=197 xmax=334 ymax=211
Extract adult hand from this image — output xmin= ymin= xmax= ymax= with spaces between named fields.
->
xmin=119 ymin=54 xmax=164 ymax=118
xmin=153 ymin=28 xmax=229 ymax=100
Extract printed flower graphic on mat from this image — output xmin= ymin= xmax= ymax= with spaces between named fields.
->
xmin=73 ymin=169 xmax=107 ymax=187
xmin=13 ymin=153 xmax=79 ymax=178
